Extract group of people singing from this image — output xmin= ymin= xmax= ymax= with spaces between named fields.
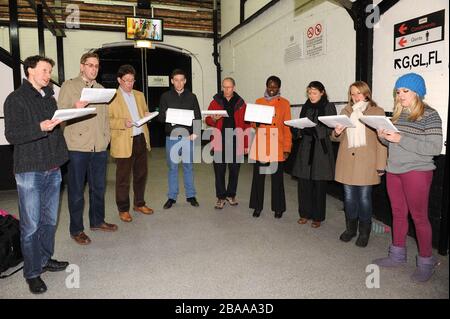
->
xmin=3 ymin=52 xmax=442 ymax=294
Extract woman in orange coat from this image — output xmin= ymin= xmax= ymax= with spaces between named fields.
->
xmin=249 ymin=76 xmax=292 ymax=218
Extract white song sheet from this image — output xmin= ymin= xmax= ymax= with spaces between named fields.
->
xmin=201 ymin=110 xmax=229 ymax=117
xmin=284 ymin=118 xmax=317 ymax=129
xmin=359 ymin=116 xmax=399 ymax=132
xmin=244 ymin=103 xmax=275 ymax=124
xmin=52 ymin=107 xmax=96 ymax=121
xmin=132 ymin=111 xmax=159 ymax=127
xmin=80 ymin=88 xmax=116 ymax=104
xmin=166 ymin=108 xmax=195 ymax=126
xmin=318 ymin=115 xmax=355 ymax=128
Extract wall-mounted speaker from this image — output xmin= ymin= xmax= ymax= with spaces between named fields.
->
xmin=137 ymin=0 xmax=151 ymax=9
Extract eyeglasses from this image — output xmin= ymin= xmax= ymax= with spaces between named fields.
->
xmin=83 ymin=63 xmax=99 ymax=69
xmin=121 ymin=78 xmax=135 ymax=83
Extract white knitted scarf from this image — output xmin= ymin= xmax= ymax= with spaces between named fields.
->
xmin=347 ymin=100 xmax=369 ymax=148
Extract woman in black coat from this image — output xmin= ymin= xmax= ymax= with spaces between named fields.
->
xmin=291 ymin=81 xmax=336 ymax=228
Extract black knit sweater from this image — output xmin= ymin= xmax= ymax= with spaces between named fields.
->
xmin=158 ymin=88 xmax=202 ymax=136
xmin=4 ymin=80 xmax=68 ymax=173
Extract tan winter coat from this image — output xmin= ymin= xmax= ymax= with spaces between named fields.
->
xmin=58 ymin=75 xmax=111 ymax=152
xmin=108 ymin=89 xmax=150 ymax=158
xmin=331 ymin=103 xmax=387 ymax=185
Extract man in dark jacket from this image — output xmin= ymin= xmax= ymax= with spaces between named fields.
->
xmin=205 ymin=77 xmax=250 ymax=209
xmin=159 ymin=69 xmax=202 ymax=209
xmin=4 ymin=55 xmax=69 ymax=294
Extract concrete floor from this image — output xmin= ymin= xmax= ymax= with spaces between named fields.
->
xmin=0 ymin=148 xmax=448 ymax=299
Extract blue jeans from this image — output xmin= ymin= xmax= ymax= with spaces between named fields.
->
xmin=343 ymin=184 xmax=373 ymax=222
xmin=15 ymin=169 xmax=62 ymax=279
xmin=165 ymin=136 xmax=196 ymax=200
xmin=67 ymin=151 xmax=107 ymax=235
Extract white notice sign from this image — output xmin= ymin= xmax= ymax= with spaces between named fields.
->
xmin=148 ymin=75 xmax=169 ymax=87
xmin=303 ymin=21 xmax=326 ymax=59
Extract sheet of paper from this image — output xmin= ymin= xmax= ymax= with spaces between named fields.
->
xmin=201 ymin=110 xmax=229 ymax=117
xmin=284 ymin=118 xmax=317 ymax=129
xmin=132 ymin=111 xmax=159 ymax=127
xmin=52 ymin=107 xmax=96 ymax=121
xmin=318 ymin=115 xmax=356 ymax=128
xmin=166 ymin=108 xmax=195 ymax=126
xmin=359 ymin=115 xmax=399 ymax=132
xmin=80 ymin=88 xmax=116 ymax=104
xmin=244 ymin=103 xmax=275 ymax=124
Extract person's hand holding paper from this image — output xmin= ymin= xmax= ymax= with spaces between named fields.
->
xmin=377 ymin=128 xmax=402 ymax=143
xmin=40 ymin=119 xmax=62 ymax=132
xmin=334 ymin=124 xmax=346 ymax=136
xmin=75 ymin=100 xmax=89 ymax=109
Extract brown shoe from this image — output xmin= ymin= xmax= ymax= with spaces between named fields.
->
xmin=226 ymin=197 xmax=238 ymax=206
xmin=133 ymin=205 xmax=154 ymax=215
xmin=214 ymin=199 xmax=226 ymax=209
xmin=71 ymin=232 xmax=91 ymax=245
xmin=119 ymin=211 xmax=132 ymax=222
xmin=311 ymin=221 xmax=321 ymax=228
xmin=90 ymin=222 xmax=118 ymax=232
xmin=297 ymin=218 xmax=309 ymax=224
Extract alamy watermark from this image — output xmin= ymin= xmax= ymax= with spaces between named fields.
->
xmin=65 ymin=4 xmax=80 ymax=29
xmin=65 ymin=264 xmax=80 ymax=289
xmin=365 ymin=4 xmax=380 ymax=29
xmin=365 ymin=264 xmax=380 ymax=289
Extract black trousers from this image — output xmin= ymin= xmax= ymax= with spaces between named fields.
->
xmin=298 ymin=178 xmax=327 ymax=222
xmin=213 ymin=161 xmax=241 ymax=199
xmin=249 ymin=161 xmax=286 ymax=213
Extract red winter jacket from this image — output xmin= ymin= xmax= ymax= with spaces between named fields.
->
xmin=205 ymin=92 xmax=251 ymax=155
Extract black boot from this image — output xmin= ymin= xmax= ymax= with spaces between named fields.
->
xmin=355 ymin=221 xmax=372 ymax=247
xmin=339 ymin=218 xmax=358 ymax=242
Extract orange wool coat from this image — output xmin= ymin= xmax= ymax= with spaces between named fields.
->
xmin=249 ymin=96 xmax=292 ymax=162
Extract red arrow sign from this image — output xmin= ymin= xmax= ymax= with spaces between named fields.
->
xmin=398 ymin=23 xmax=408 ymax=35
xmin=398 ymin=37 xmax=407 ymax=47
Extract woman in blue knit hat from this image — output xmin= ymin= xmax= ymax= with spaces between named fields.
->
xmin=372 ymin=73 xmax=443 ymax=282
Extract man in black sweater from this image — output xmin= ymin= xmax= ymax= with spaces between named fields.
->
xmin=158 ymin=69 xmax=202 ymax=209
xmin=4 ymin=55 xmax=69 ymax=294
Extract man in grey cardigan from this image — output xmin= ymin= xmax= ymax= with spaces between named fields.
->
xmin=4 ymin=55 xmax=69 ymax=294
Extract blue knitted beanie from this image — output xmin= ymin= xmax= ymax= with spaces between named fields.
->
xmin=395 ymin=73 xmax=426 ymax=98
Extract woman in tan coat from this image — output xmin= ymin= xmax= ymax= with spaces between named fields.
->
xmin=332 ymin=81 xmax=387 ymax=247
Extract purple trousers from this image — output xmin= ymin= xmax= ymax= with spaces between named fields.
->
xmin=386 ymin=170 xmax=433 ymax=257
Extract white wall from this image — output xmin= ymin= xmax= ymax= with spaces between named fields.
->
xmin=0 ymin=61 xmax=24 ymax=145
xmin=221 ymin=0 xmax=241 ymax=35
xmin=0 ymin=28 xmax=216 ymax=110
xmin=245 ymin=0 xmax=272 ymax=19
xmin=0 ymin=62 xmax=14 ymax=117
xmin=372 ymin=0 xmax=449 ymax=153
xmin=219 ymin=0 xmax=355 ymax=105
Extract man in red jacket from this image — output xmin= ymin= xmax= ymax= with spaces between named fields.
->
xmin=205 ymin=78 xmax=251 ymax=209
